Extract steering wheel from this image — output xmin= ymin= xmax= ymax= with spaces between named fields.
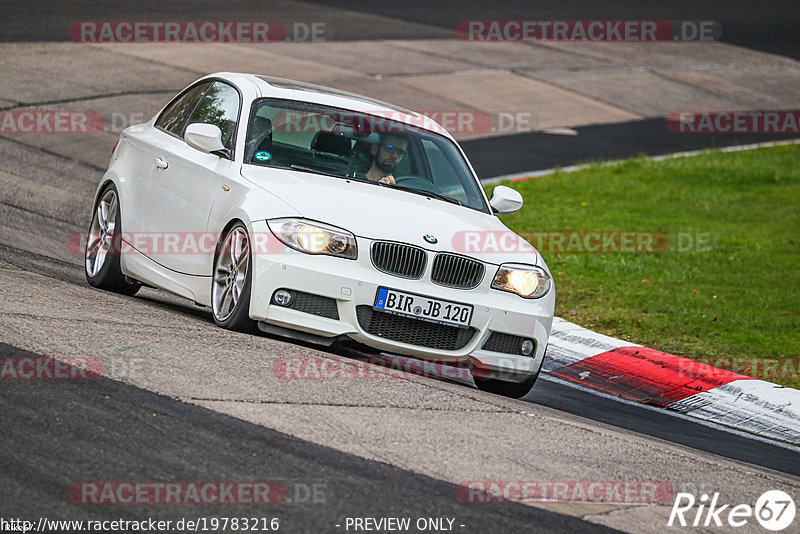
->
xmin=395 ymin=174 xmax=438 ymax=193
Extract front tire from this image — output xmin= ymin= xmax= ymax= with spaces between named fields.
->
xmin=473 ymin=370 xmax=540 ymax=399
xmin=211 ymin=223 xmax=257 ymax=333
xmin=85 ymin=184 xmax=140 ymax=296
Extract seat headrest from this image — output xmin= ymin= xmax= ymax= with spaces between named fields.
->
xmin=311 ymin=132 xmax=352 ymax=156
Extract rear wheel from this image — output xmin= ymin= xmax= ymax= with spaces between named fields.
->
xmin=85 ymin=184 xmax=140 ymax=296
xmin=212 ymin=223 xmax=257 ymax=333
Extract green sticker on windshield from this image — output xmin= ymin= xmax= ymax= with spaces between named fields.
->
xmin=255 ymin=151 xmax=272 ymax=161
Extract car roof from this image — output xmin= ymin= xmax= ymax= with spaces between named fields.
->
xmin=204 ymin=72 xmax=452 ymax=139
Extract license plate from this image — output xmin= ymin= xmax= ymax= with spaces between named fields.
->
xmin=373 ymin=287 xmax=473 ymax=329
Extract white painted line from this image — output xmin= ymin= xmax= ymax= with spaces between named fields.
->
xmin=483 ymin=139 xmax=800 ymax=185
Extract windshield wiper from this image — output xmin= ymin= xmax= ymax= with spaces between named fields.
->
xmin=289 ymin=164 xmax=347 ymax=179
xmin=382 ymin=183 xmax=463 ymax=206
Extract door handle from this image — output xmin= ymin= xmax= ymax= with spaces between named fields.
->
xmin=154 ymin=157 xmax=169 ymax=170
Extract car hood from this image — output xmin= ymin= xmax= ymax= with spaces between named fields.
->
xmin=241 ymin=165 xmax=544 ymax=268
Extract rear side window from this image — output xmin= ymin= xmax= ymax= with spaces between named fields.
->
xmin=185 ymin=82 xmax=241 ymax=150
xmin=155 ymin=82 xmax=212 ymax=136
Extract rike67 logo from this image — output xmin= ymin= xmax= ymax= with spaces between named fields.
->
xmin=669 ymin=490 xmax=795 ymax=531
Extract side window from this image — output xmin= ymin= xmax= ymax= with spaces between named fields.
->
xmin=185 ymin=82 xmax=241 ymax=151
xmin=155 ymin=82 xmax=212 ymax=136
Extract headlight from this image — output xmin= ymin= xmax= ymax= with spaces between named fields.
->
xmin=268 ymin=218 xmax=357 ymax=259
xmin=491 ymin=264 xmax=551 ymax=298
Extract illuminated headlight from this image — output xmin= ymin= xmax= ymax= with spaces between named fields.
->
xmin=491 ymin=264 xmax=551 ymax=298
xmin=268 ymin=218 xmax=357 ymax=259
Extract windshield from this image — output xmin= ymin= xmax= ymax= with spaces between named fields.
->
xmin=243 ymin=98 xmax=489 ymax=212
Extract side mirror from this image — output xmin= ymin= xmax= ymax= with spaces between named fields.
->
xmin=184 ymin=123 xmax=226 ymax=154
xmin=489 ymin=185 xmax=524 ymax=214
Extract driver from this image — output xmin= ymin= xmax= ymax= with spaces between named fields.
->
xmin=365 ymin=134 xmax=408 ymax=184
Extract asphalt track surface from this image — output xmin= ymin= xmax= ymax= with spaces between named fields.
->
xmin=462 ymin=119 xmax=798 ymax=179
xmin=529 ymin=377 xmax=800 ymax=477
xmin=1 ymin=2 xmax=799 ymax=533
xmin=1 ymin=342 xmax=613 ymax=534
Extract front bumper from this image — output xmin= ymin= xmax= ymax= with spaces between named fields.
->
xmin=249 ymin=220 xmax=554 ymax=377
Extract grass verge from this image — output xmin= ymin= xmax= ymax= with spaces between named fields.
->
xmin=492 ymin=144 xmax=800 ymax=388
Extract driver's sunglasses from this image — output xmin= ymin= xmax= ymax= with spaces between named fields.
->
xmin=382 ymin=144 xmax=406 ymax=157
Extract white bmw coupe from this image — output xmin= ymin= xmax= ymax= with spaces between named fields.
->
xmin=85 ymin=72 xmax=554 ymax=398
